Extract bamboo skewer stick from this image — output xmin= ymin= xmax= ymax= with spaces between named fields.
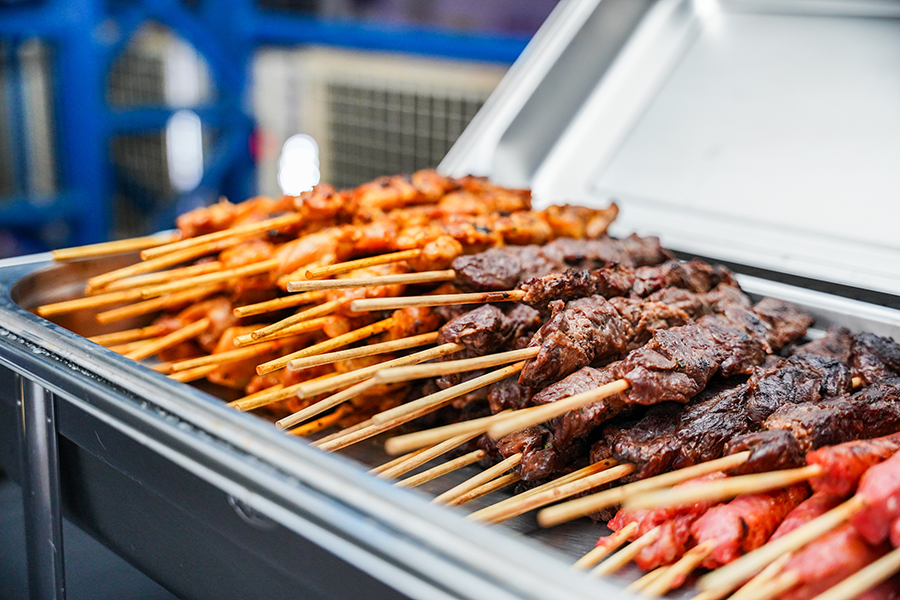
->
xmin=591 ymin=526 xmax=662 ymax=577
xmin=726 ymin=553 xmax=793 ymax=600
xmin=86 ymin=237 xmax=245 ymax=291
xmin=139 ymin=259 xmax=280 ymax=299
xmin=641 ymin=540 xmax=717 ymax=597
xmin=226 ymin=384 xmax=284 ymax=409
xmin=288 ymin=332 xmax=439 ymax=371
xmin=376 ymin=429 xmax=484 ymax=480
xmin=626 ymin=565 xmax=671 ymax=594
xmin=303 ymin=249 xmax=423 ymax=280
xmin=287 ymin=270 xmax=456 ymax=292
xmin=37 ymin=288 xmax=146 ymax=317
xmin=257 ymin=317 xmax=397 ymax=375
xmin=232 ymin=317 xmax=328 ymax=348
xmin=573 ymin=523 xmax=639 ymax=569
xmin=124 ymin=317 xmax=210 ymax=361
xmin=376 ymin=361 xmax=529 ymax=433
xmin=292 ymin=342 xmax=464 ymax=400
xmin=696 ymin=496 xmax=867 ymax=593
xmin=475 ymin=460 xmax=622 ymax=523
xmin=247 ymin=299 xmax=344 ymax=341
xmin=625 ymin=465 xmax=824 ymax=509
xmin=278 ymin=380 xmax=379 ymax=430
xmin=383 ymin=398 xmax=540 ymax=457
xmin=52 ymin=231 xmax=182 ymax=261
xmin=745 ymin=572 xmax=801 ymax=600
xmin=95 ymin=284 xmax=224 ymax=324
xmin=369 ymin=448 xmax=431 ymax=475
xmin=108 ymin=339 xmax=158 ymax=355
xmin=396 ymin=450 xmax=486 ymax=489
xmin=433 ymin=453 xmax=522 ymax=505
xmin=469 ymin=462 xmax=636 ymax=525
xmin=286 ymin=405 xmax=352 ymax=437
xmin=169 ymin=339 xmax=292 ymax=372
xmin=446 ymin=473 xmax=521 ymax=507
xmin=373 ymin=346 xmax=539 ymax=385
xmin=537 ymin=451 xmax=752 ymax=528
xmin=168 ymin=364 xmax=217 ymax=383
xmin=140 ymin=213 xmax=302 ymax=260
xmin=809 ymin=546 xmax=900 ymax=600
xmin=313 ymin=418 xmax=372 ymax=446
xmin=227 ymin=373 xmax=338 ymax=412
xmin=349 ymin=290 xmax=526 ymax=313
xmin=232 ymin=291 xmax=327 ymax=317
xmin=94 ymin=261 xmax=223 ymax=293
xmin=487 ymin=379 xmax=631 ymax=441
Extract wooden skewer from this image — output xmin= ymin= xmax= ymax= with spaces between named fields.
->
xmin=88 ymin=324 xmax=172 ymax=347
xmin=726 ymin=552 xmax=793 ymax=600
xmin=226 ymin=384 xmax=284 ymax=410
xmin=139 ymin=259 xmax=280 ymax=299
xmin=94 ymin=261 xmax=223 ymax=294
xmin=743 ymin=571 xmax=801 ymax=600
xmin=627 ymin=565 xmax=671 ymax=594
xmin=287 ymin=270 xmax=456 ymax=292
xmin=383 ymin=399 xmax=540 ymax=457
xmin=248 ymin=299 xmax=344 ymax=341
xmin=169 ymin=339 xmax=291 ymax=372
xmin=287 ymin=332 xmax=439 ymax=371
xmin=107 ymin=339 xmax=158 ymax=355
xmin=488 ymin=379 xmax=630 ymax=441
xmin=257 ymin=317 xmax=397 ymax=375
xmin=396 ymin=450 xmax=486 ymax=488
xmin=168 ymin=364 xmax=217 ymax=383
xmin=591 ymin=526 xmax=662 ymax=577
xmin=376 ymin=429 xmax=485 ymax=480
xmin=641 ymin=539 xmax=717 ymax=597
xmin=279 ymin=380 xmax=379 ymax=430
xmin=303 ymin=249 xmax=423 ymax=280
xmin=37 ymin=288 xmax=146 ymax=317
xmin=149 ymin=359 xmax=182 ymax=374
xmin=86 ymin=236 xmax=244 ymax=291
xmin=124 ymin=317 xmax=210 ymax=361
xmin=469 ymin=462 xmax=635 ymax=525
xmin=291 ymin=342 xmax=464 ymax=401
xmin=369 ymin=447 xmax=431 ymax=475
xmin=376 ymin=361 xmax=529 ymax=432
xmin=852 ymin=376 xmax=863 ymax=388
xmin=285 ymin=405 xmax=352 ymax=437
xmin=227 ymin=373 xmax=338 ymax=412
xmin=573 ymin=522 xmax=638 ymax=569
xmin=446 ymin=472 xmax=521 ymax=507
xmin=232 ymin=317 xmax=328 ymax=347
xmin=52 ymin=231 xmax=182 ymax=261
xmin=696 ymin=496 xmax=867 ymax=593
xmin=475 ymin=460 xmax=622 ymax=523
xmin=349 ymin=290 xmax=527 ymax=313
xmin=625 ymin=464 xmax=824 ymax=509
xmin=140 ymin=213 xmax=302 ymax=260
xmin=313 ymin=418 xmax=373 ymax=447
xmin=95 ymin=284 xmax=223 ymax=324
xmin=537 ymin=451 xmax=752 ymax=528
xmin=433 ymin=453 xmax=522 ymax=505
xmin=373 ymin=346 xmax=539 ymax=385
xmin=232 ymin=291 xmax=326 ymax=317
xmin=809 ymin=545 xmax=900 ymax=600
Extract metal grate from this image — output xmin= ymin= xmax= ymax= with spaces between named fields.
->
xmin=327 ymin=84 xmax=484 ymax=189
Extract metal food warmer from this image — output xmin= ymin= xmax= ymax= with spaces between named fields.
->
xmin=3 ymin=0 xmax=900 ymax=598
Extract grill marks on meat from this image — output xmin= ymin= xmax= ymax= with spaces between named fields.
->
xmin=437 ymin=304 xmax=542 ymax=356
xmin=690 ymin=484 xmax=809 ymax=569
xmin=793 ymin=325 xmax=854 ymax=363
xmin=725 ymin=430 xmax=806 ymax=475
xmin=520 ymin=296 xmax=635 ymax=389
xmin=540 ymin=235 xmax=672 ymax=269
xmin=852 ymin=333 xmax=900 ymax=385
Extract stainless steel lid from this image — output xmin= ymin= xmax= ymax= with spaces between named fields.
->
xmin=443 ymin=0 xmax=900 ymax=297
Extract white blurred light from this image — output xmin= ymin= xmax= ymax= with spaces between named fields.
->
xmin=166 ymin=109 xmax=204 ymax=192
xmin=278 ymin=134 xmax=320 ymax=195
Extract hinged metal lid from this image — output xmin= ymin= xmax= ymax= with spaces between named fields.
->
xmin=442 ymin=0 xmax=900 ymax=297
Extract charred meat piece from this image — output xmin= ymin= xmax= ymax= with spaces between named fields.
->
xmin=541 ymin=234 xmax=672 ymax=269
xmin=852 ymin=333 xmax=900 ymax=385
xmin=437 ymin=303 xmax=541 ymax=356
xmin=451 ymin=245 xmax=564 ymax=292
xmin=606 ymin=404 xmax=683 ymax=480
xmin=765 ymin=380 xmax=900 ymax=453
xmin=520 ymin=296 xmax=633 ymax=389
xmin=752 ymin=297 xmax=816 ymax=352
xmin=725 ymin=430 xmax=806 ymax=475
xmin=690 ymin=483 xmax=809 ymax=569
xmin=792 ymin=325 xmax=855 ymax=363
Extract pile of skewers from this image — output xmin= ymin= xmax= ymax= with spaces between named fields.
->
xmin=38 ymin=170 xmax=900 ymax=599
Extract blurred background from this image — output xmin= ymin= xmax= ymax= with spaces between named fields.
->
xmin=0 ymin=0 xmax=560 ymax=258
